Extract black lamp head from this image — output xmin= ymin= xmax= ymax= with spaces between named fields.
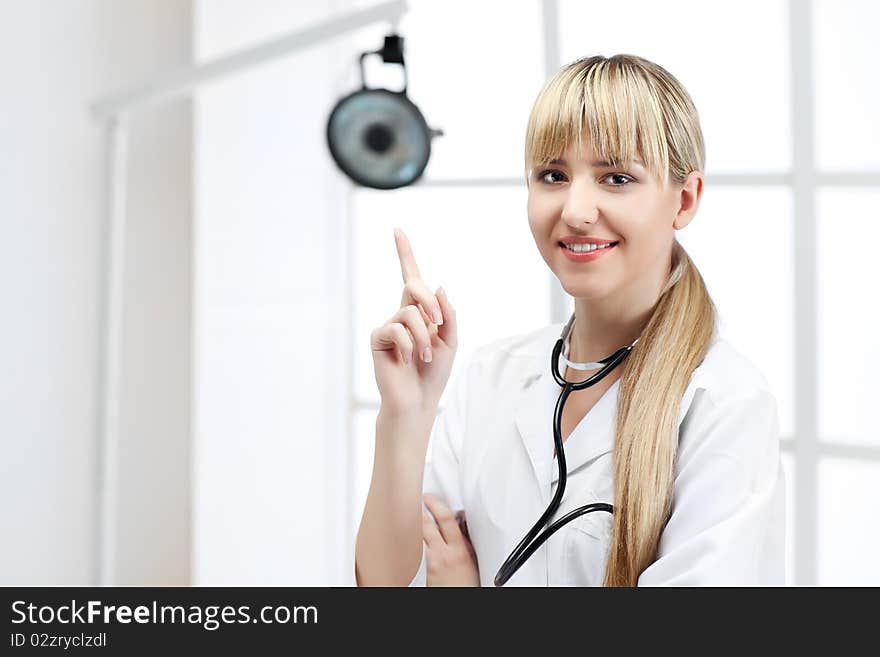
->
xmin=326 ymin=35 xmax=442 ymax=190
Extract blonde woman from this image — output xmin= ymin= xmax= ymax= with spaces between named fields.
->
xmin=356 ymin=54 xmax=784 ymax=587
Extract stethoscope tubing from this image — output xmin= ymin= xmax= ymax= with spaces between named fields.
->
xmin=493 ymin=317 xmax=638 ymax=587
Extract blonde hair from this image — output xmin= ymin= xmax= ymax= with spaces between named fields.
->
xmin=524 ymin=54 xmax=717 ymax=586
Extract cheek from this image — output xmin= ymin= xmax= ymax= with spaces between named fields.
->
xmin=526 ymin=195 xmax=554 ymax=236
xmin=614 ymin=197 xmax=666 ymax=240
xmin=615 ymin=216 xmax=672 ymax=274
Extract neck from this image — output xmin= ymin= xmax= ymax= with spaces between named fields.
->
xmin=569 ymin=258 xmax=672 ymax=363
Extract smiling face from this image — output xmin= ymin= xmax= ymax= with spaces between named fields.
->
xmin=527 ymin=139 xmax=695 ymax=303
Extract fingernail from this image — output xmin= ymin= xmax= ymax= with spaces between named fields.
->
xmin=432 ymin=309 xmax=443 ymax=325
xmin=422 ymin=346 xmax=432 ymax=363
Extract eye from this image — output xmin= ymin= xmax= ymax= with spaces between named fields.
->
xmin=537 ymin=169 xmax=566 ymax=184
xmin=536 ymin=170 xmax=635 ymax=186
xmin=603 ymin=173 xmax=635 ymax=186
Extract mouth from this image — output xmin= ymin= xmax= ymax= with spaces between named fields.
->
xmin=558 ymin=240 xmax=619 ymax=261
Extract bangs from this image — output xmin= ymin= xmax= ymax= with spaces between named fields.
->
xmin=525 ymin=56 xmax=672 ymax=186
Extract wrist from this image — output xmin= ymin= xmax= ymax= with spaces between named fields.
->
xmin=377 ymin=402 xmax=438 ymax=427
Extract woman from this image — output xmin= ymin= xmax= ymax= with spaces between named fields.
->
xmin=355 ymin=54 xmax=784 ymax=586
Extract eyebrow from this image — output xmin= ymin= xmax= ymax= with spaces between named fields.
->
xmin=548 ymin=157 xmax=645 ymax=168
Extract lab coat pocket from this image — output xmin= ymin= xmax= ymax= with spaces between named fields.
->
xmin=563 ymin=511 xmax=613 ymax=587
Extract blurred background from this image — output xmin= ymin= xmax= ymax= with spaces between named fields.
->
xmin=1 ymin=0 xmax=877 ymax=586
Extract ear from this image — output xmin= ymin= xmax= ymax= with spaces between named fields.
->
xmin=672 ymin=171 xmax=703 ymax=230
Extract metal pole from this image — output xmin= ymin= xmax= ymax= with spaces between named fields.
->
xmin=541 ymin=0 xmax=568 ymax=325
xmin=91 ymin=0 xmax=408 ymax=119
xmin=95 ymin=116 xmax=129 ymax=586
xmin=789 ymin=0 xmax=819 ymax=586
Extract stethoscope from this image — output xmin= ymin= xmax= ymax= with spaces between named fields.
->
xmin=494 ymin=313 xmax=640 ymax=587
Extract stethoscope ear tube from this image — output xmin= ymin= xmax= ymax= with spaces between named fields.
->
xmin=494 ymin=319 xmax=638 ymax=587
xmin=551 ymin=340 xmax=633 ymax=389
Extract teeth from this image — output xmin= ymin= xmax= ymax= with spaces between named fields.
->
xmin=563 ymin=242 xmax=615 ymax=253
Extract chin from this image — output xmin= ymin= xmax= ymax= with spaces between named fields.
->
xmin=558 ymin=277 xmax=612 ymax=301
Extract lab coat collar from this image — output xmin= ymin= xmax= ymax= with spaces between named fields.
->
xmin=512 ymin=324 xmax=617 ymax=505
xmin=511 ymin=323 xmax=705 ymax=505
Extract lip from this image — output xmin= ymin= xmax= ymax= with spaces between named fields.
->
xmin=559 ymin=241 xmax=618 ymax=262
xmin=559 ymin=236 xmax=618 ymax=245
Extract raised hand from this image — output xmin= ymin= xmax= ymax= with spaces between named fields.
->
xmin=370 ymin=228 xmax=458 ymax=416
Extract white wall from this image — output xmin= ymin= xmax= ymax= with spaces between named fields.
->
xmin=0 ymin=0 xmax=192 ymax=584
xmin=193 ymin=0 xmax=354 ymax=584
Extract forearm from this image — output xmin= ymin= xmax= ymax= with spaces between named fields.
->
xmin=355 ymin=408 xmax=436 ymax=586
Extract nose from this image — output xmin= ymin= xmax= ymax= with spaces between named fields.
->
xmin=560 ymin=179 xmax=599 ymax=229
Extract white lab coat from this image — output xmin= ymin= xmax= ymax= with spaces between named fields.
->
xmin=409 ymin=321 xmax=785 ymax=586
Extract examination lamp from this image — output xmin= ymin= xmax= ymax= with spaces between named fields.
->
xmin=327 ymin=34 xmax=443 ymax=190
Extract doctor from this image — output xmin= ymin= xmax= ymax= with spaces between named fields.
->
xmin=355 ymin=53 xmax=784 ymax=587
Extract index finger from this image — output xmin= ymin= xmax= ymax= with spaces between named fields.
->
xmin=393 ymin=228 xmax=423 ymax=284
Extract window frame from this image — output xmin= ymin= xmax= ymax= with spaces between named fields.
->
xmin=346 ymin=0 xmax=880 ymax=586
